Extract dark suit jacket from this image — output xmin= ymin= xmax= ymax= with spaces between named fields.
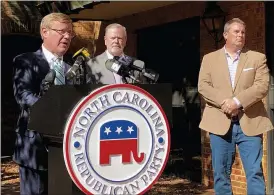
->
xmin=12 ymin=48 xmax=71 ymax=170
xmin=86 ymin=52 xmax=146 ymax=84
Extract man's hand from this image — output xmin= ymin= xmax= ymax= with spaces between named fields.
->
xmin=221 ymin=98 xmax=239 ymax=116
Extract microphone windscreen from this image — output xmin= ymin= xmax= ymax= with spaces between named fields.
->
xmin=72 ymin=47 xmax=91 ymax=60
xmin=133 ymin=60 xmax=145 ymax=69
xmin=45 ymin=69 xmax=56 ymax=83
xmin=105 ymin=59 xmax=121 ymax=74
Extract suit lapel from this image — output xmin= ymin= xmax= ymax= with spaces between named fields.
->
xmin=63 ymin=62 xmax=73 ymax=85
xmin=34 ymin=48 xmax=50 ymax=78
xmin=218 ymin=48 xmax=233 ymax=92
xmin=233 ymin=50 xmax=248 ymax=91
xmin=36 ymin=48 xmax=75 ymax=85
xmin=63 ymin=62 xmax=70 ymax=73
xmin=100 ymin=52 xmax=116 ymax=84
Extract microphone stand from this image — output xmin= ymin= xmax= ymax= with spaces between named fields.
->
xmin=80 ymin=62 xmax=87 ymax=85
xmin=75 ymin=61 xmax=87 ymax=85
xmin=122 ymin=75 xmax=128 ymax=84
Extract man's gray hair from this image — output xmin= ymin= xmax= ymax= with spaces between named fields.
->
xmin=40 ymin=12 xmax=72 ymax=30
xmin=105 ymin=23 xmax=127 ymax=36
xmin=224 ymin=18 xmax=246 ymax=33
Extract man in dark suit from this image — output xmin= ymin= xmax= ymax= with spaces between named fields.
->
xmin=12 ymin=13 xmax=74 ymax=195
xmin=87 ymin=23 xmax=146 ymax=84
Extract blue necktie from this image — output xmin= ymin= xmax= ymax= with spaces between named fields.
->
xmin=53 ymin=58 xmax=65 ymax=85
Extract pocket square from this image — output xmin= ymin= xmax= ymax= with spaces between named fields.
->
xmin=243 ymin=68 xmax=254 ymax=72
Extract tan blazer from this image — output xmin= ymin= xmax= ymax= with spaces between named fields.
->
xmin=198 ymin=48 xmax=273 ymax=136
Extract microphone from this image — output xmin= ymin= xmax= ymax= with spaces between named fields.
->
xmin=130 ymin=60 xmax=144 ymax=72
xmin=105 ymin=58 xmax=159 ymax=83
xmin=44 ymin=69 xmax=56 ymax=84
xmin=105 ymin=59 xmax=140 ymax=83
xmin=132 ymin=60 xmax=159 ymax=83
xmin=66 ymin=48 xmax=91 ymax=80
xmin=142 ymin=68 xmax=159 ymax=83
xmin=40 ymin=69 xmax=56 ymax=96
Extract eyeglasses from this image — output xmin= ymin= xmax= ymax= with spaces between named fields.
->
xmin=49 ymin=28 xmax=75 ymax=38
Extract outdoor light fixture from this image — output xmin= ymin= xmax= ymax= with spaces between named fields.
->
xmin=201 ymin=2 xmax=227 ymax=49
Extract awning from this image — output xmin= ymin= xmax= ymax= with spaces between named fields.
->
xmin=35 ymin=1 xmax=178 ymax=21
xmin=35 ymin=1 xmax=106 ymax=17
xmin=68 ymin=1 xmax=178 ymax=21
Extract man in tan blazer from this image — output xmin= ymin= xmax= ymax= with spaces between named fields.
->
xmin=198 ymin=18 xmax=273 ymax=195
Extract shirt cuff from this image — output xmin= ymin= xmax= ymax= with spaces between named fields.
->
xmin=233 ymin=97 xmax=242 ymax=108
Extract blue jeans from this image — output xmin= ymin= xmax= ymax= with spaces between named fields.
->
xmin=209 ymin=122 xmax=265 ymax=195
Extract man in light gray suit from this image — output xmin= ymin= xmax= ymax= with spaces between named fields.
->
xmin=87 ymin=23 xmax=145 ymax=84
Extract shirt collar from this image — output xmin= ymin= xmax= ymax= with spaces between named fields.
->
xmin=224 ymin=46 xmax=241 ymax=59
xmin=42 ymin=44 xmax=63 ymax=63
xmin=105 ymin=50 xmax=124 ymax=59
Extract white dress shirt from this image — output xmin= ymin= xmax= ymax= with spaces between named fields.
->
xmin=42 ymin=44 xmax=66 ymax=85
xmin=224 ymin=46 xmax=242 ymax=107
xmin=42 ymin=44 xmax=64 ymax=69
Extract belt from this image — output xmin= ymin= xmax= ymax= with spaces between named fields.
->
xmin=231 ymin=115 xmax=239 ymax=122
xmin=231 ymin=115 xmax=239 ymax=123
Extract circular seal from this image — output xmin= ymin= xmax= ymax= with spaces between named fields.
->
xmin=63 ymin=84 xmax=170 ymax=195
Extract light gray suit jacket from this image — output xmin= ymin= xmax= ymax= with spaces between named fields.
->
xmin=86 ymin=52 xmax=146 ymax=84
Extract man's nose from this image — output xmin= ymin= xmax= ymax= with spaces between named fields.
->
xmin=63 ymin=33 xmax=71 ymax=39
xmin=238 ymin=32 xmax=244 ymax=37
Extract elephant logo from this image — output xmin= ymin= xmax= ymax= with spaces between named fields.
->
xmin=99 ymin=120 xmax=145 ymax=165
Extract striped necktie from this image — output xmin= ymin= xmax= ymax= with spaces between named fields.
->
xmin=53 ymin=58 xmax=65 ymax=85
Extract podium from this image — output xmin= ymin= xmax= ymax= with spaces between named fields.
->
xmin=29 ymin=84 xmax=172 ymax=195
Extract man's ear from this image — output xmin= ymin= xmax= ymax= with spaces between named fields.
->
xmin=104 ymin=36 xmax=107 ymax=46
xmin=223 ymin=32 xmax=228 ymax=41
xmin=41 ymin=28 xmax=49 ymax=39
